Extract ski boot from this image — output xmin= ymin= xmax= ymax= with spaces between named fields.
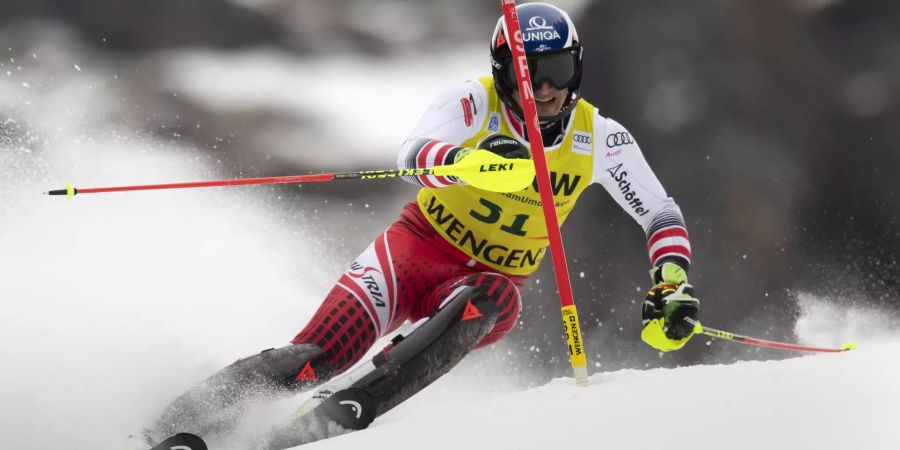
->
xmin=254 ymin=285 xmax=499 ymax=449
xmin=151 ymin=343 xmax=332 ymax=438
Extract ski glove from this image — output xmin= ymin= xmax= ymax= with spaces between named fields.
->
xmin=641 ymin=262 xmax=700 ymax=352
xmin=454 ymin=134 xmax=530 ymax=164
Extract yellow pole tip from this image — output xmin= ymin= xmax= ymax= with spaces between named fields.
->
xmin=841 ymin=342 xmax=858 ymax=351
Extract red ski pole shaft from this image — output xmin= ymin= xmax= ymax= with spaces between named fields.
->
xmin=45 ymin=149 xmax=539 ymax=199
xmin=500 ymin=0 xmax=589 ymax=385
xmin=685 ymin=317 xmax=856 ymax=353
xmin=44 ymin=168 xmax=430 ymax=198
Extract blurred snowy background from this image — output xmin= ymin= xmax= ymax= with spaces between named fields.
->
xmin=1 ymin=1 xmax=899 ymax=447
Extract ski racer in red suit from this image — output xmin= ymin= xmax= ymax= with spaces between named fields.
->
xmin=127 ymin=3 xmax=698 ymax=449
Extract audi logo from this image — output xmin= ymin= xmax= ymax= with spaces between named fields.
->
xmin=573 ymin=134 xmax=591 ymax=144
xmin=606 ymin=132 xmax=633 ymax=148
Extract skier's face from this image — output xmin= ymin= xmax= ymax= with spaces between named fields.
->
xmin=514 ymin=81 xmax=568 ymax=120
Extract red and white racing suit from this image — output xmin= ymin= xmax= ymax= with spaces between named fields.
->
xmin=291 ymin=77 xmax=692 ymax=375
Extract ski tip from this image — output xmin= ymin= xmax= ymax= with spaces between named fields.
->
xmin=151 ymin=433 xmax=207 ymax=450
xmin=841 ymin=342 xmax=858 ymax=351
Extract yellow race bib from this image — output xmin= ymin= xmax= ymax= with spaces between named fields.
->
xmin=417 ymin=76 xmax=596 ymax=276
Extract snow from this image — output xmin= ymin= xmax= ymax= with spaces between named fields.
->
xmin=302 ymin=339 xmax=900 ymax=450
xmin=1 ymin=61 xmax=337 ymax=448
xmin=0 ymin=138 xmax=333 ymax=448
xmin=295 ymin=294 xmax=900 ymax=450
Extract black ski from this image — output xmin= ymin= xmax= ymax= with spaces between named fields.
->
xmin=150 ymin=433 xmax=207 ymax=450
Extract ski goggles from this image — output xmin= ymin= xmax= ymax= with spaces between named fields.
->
xmin=505 ymin=49 xmax=579 ymax=90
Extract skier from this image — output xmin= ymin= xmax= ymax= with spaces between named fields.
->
xmin=128 ymin=3 xmax=697 ymax=449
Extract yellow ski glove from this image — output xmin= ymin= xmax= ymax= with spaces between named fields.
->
xmin=640 ymin=262 xmax=700 ymax=352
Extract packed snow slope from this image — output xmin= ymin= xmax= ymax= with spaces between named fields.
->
xmin=305 ymin=339 xmax=899 ymax=450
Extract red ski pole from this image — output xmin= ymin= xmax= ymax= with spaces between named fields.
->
xmin=685 ymin=317 xmax=857 ymax=353
xmin=43 ymin=150 xmax=535 ymax=199
xmin=500 ymin=0 xmax=589 ymax=385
